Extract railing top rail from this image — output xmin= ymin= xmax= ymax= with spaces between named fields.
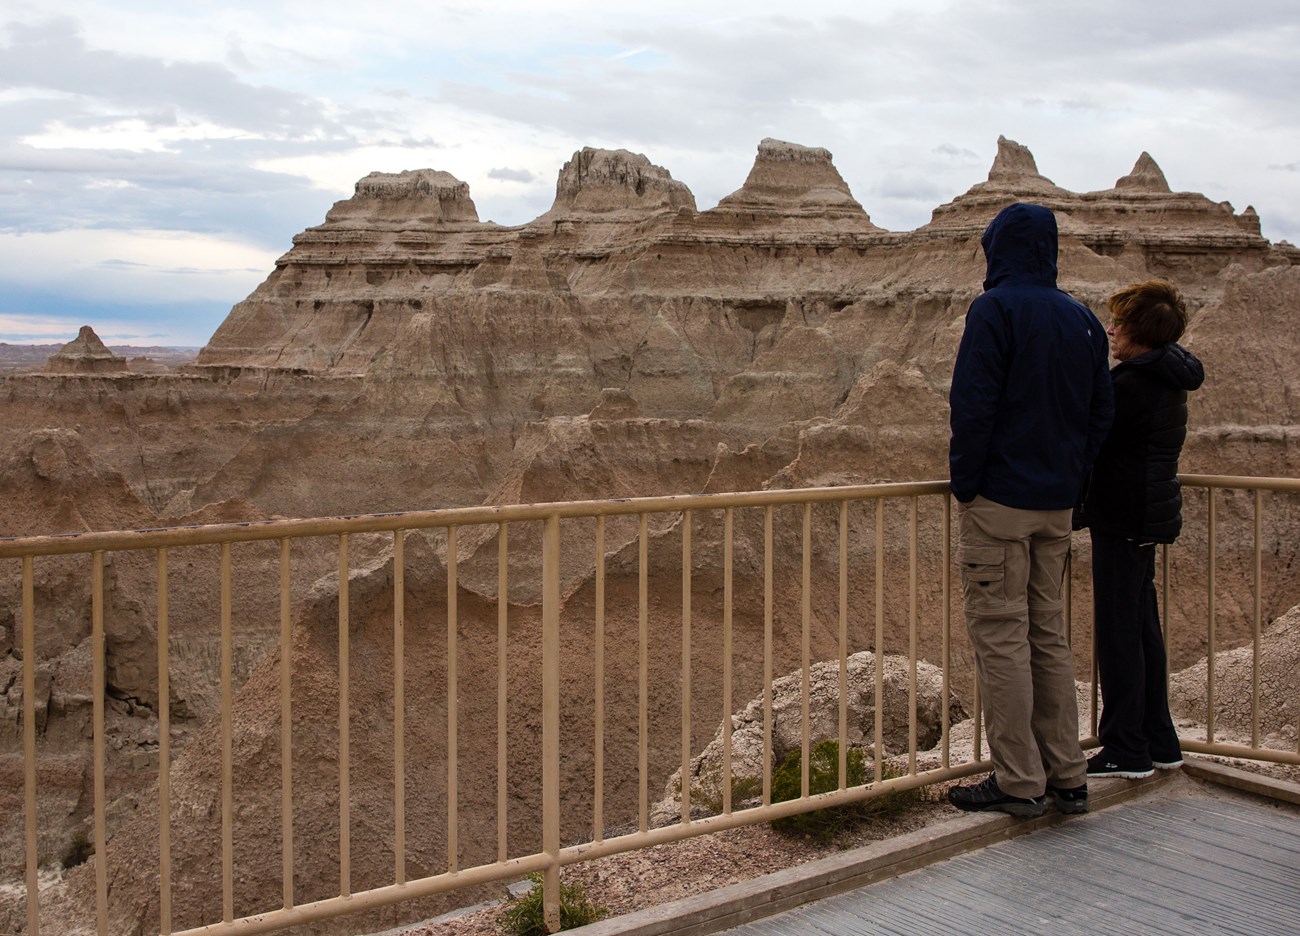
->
xmin=3 ymin=472 xmax=1296 ymax=559
xmin=0 ymin=479 xmax=951 ymax=558
xmin=1179 ymin=473 xmax=1300 ymax=493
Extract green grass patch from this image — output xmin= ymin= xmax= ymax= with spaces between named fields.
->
xmin=498 ymin=871 xmax=607 ymax=935
xmin=769 ymin=739 xmax=921 ymax=843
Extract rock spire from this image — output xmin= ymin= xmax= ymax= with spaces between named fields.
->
xmin=324 ymin=168 xmax=480 ymax=224
xmin=712 ymin=138 xmax=877 ymax=228
xmin=1115 ymin=152 xmax=1172 ymax=192
xmin=546 ymin=147 xmax=696 ymax=216
xmin=45 ymin=325 xmax=127 ymax=374
xmin=987 ymin=134 xmax=1052 ymax=183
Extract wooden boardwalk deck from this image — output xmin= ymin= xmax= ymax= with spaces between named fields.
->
xmin=719 ymin=795 xmax=1300 ymax=935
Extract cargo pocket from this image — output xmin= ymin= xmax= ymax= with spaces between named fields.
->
xmin=959 ymin=544 xmax=1007 ymax=616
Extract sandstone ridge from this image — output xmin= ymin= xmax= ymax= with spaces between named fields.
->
xmin=193 ymin=136 xmax=1287 ymax=384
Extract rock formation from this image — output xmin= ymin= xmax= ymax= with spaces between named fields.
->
xmin=2 ymin=134 xmax=1299 ymax=936
xmin=708 ymin=138 xmax=880 ymax=231
xmin=1115 ymin=151 xmax=1171 ymax=192
xmin=543 ymin=146 xmax=696 ymax=218
xmin=329 ymin=168 xmax=481 ymax=224
xmin=651 ymin=651 xmax=964 ymax=826
xmin=44 ymin=325 xmax=127 ymax=375
xmin=1169 ymin=604 xmax=1300 ymax=748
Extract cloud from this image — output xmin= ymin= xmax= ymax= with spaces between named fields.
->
xmin=0 ymin=18 xmax=347 ymax=138
xmin=0 ymin=142 xmax=333 ymax=251
xmin=0 ymin=301 xmax=219 ymax=347
xmin=933 ymin=143 xmax=979 ymax=161
xmin=0 ymin=0 xmax=1298 ymax=342
xmin=487 ymin=166 xmax=536 ymax=183
xmin=0 ymin=228 xmax=275 ymax=304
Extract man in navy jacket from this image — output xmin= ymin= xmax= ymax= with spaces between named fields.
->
xmin=947 ymin=202 xmax=1113 ymax=817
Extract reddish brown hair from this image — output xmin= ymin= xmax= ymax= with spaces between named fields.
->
xmin=1108 ymin=279 xmax=1188 ymax=348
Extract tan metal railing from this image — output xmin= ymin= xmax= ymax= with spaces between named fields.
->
xmin=4 ymin=475 xmax=1298 ymax=936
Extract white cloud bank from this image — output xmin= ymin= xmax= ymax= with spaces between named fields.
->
xmin=1 ymin=0 xmax=1298 ymax=345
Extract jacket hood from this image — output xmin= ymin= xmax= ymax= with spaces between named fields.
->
xmin=1124 ymin=342 xmax=1205 ymax=391
xmin=981 ymin=202 xmax=1059 ymax=290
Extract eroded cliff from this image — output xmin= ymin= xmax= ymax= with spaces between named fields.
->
xmin=3 ymin=134 xmax=1299 ymax=936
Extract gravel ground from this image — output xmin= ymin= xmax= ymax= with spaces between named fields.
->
xmin=389 ymin=777 xmax=959 ymax=936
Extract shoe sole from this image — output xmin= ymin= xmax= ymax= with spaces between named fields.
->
xmin=1051 ymin=796 xmax=1089 ymax=815
xmin=1153 ymin=760 xmax=1183 ymax=770
xmin=948 ymin=796 xmax=1048 ymax=818
xmin=988 ymin=801 xmax=1048 ymax=819
xmin=1087 ymin=768 xmax=1154 ymax=779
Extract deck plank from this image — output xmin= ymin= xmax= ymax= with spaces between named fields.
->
xmin=720 ymin=796 xmax=1300 ymax=936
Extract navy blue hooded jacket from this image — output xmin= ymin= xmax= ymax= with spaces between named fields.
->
xmin=949 ymin=203 xmax=1114 ymax=509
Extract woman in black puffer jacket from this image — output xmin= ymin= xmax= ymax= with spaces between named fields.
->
xmin=1080 ymin=280 xmax=1205 ymax=779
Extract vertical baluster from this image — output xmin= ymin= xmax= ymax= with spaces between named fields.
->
xmin=91 ymin=552 xmax=110 ymax=931
xmin=638 ymin=513 xmax=649 ymax=833
xmin=337 ymin=535 xmax=350 ymax=899
xmin=1090 ymin=564 xmax=1100 ymax=742
xmin=762 ymin=507 xmax=773 ymax=806
xmin=681 ymin=510 xmax=692 ymax=823
xmin=92 ymin=551 xmax=108 ymax=933
xmin=908 ymin=497 xmax=918 ymax=775
xmin=722 ymin=508 xmax=734 ymax=813
xmin=593 ymin=516 xmax=605 ymax=843
xmin=1207 ymin=490 xmax=1217 ymax=743
xmin=22 ymin=558 xmax=39 ymax=936
xmin=800 ymin=503 xmax=811 ymax=800
xmin=447 ymin=526 xmax=459 ymax=874
xmin=1161 ymin=544 xmax=1171 ymax=676
xmin=874 ymin=500 xmax=884 ymax=783
xmin=158 ymin=549 xmax=172 ymax=934
xmin=497 ymin=523 xmax=508 ymax=862
xmin=220 ymin=543 xmax=233 ymax=921
xmin=941 ymin=496 xmax=952 ymax=768
xmin=393 ymin=531 xmax=405 ymax=884
xmin=541 ymin=515 xmax=562 ymax=934
xmin=281 ymin=539 xmax=295 ymax=907
xmin=1252 ymin=490 xmax=1262 ymax=749
xmin=838 ymin=501 xmax=848 ymax=790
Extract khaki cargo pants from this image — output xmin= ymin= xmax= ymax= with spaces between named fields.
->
xmin=958 ymin=496 xmax=1087 ymax=797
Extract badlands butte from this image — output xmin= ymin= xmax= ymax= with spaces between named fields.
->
xmin=2 ymin=136 xmax=1300 ymax=935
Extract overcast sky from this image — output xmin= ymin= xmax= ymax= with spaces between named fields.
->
xmin=2 ymin=1 xmax=1297 ymax=347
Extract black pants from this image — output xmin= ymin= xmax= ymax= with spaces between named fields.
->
xmin=1090 ymin=529 xmax=1180 ymax=764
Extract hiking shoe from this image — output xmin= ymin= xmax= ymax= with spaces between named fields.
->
xmin=1151 ymin=745 xmax=1184 ymax=770
xmin=1048 ymin=784 xmax=1089 ymax=814
xmin=1086 ymin=751 xmax=1154 ymax=779
xmin=948 ymin=774 xmax=1047 ymax=818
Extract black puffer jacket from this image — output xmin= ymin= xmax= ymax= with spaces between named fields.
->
xmin=1082 ymin=342 xmax=1205 ymax=542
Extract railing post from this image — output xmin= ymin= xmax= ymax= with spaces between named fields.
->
xmin=158 ymin=548 xmax=172 ymax=934
xmin=1252 ymin=490 xmax=1262 ymax=748
xmin=221 ymin=543 xmax=234 ymax=921
xmin=1207 ymin=489 xmax=1217 ymax=742
xmin=22 ymin=557 xmax=39 ymax=936
xmin=681 ymin=510 xmax=692 ymax=823
xmin=541 ymin=514 xmax=561 ymax=933
xmin=93 ymin=550 xmax=108 ymax=934
xmin=281 ymin=539 xmax=296 ymax=907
